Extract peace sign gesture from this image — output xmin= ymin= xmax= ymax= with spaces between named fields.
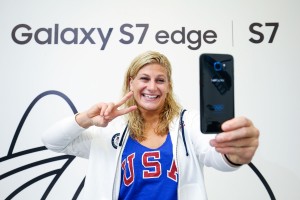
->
xmin=75 ymin=91 xmax=137 ymax=128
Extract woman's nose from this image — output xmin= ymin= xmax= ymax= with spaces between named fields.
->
xmin=147 ymin=80 xmax=157 ymax=90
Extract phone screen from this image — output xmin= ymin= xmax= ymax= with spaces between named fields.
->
xmin=200 ymin=54 xmax=234 ymax=133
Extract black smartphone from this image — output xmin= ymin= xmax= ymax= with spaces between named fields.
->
xmin=200 ymin=53 xmax=234 ymax=133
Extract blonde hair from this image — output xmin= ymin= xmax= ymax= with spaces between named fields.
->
xmin=122 ymin=51 xmax=181 ymax=141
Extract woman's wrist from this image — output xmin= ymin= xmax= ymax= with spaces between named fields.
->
xmin=224 ymin=154 xmax=243 ymax=167
xmin=75 ymin=112 xmax=93 ymax=128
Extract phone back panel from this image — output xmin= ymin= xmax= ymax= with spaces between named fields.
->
xmin=200 ymin=53 xmax=234 ymax=133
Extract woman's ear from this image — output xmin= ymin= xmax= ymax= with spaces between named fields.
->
xmin=129 ymin=77 xmax=133 ymax=91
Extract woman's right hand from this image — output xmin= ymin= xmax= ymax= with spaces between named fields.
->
xmin=75 ymin=91 xmax=137 ymax=128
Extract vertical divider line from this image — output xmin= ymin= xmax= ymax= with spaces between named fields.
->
xmin=232 ymin=20 xmax=234 ymax=47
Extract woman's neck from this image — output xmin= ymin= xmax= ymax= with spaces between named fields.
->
xmin=142 ymin=112 xmax=160 ymax=128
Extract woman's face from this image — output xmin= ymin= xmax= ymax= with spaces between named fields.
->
xmin=130 ymin=63 xmax=170 ymax=113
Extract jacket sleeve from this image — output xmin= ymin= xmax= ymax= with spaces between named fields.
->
xmin=41 ymin=115 xmax=94 ymax=159
xmin=186 ymin=110 xmax=239 ymax=172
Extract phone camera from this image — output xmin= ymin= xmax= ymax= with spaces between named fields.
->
xmin=214 ymin=61 xmax=223 ymax=71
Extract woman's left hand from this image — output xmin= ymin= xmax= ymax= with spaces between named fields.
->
xmin=209 ymin=116 xmax=260 ymax=165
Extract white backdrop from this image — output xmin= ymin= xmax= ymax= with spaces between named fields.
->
xmin=1 ymin=0 xmax=299 ymax=199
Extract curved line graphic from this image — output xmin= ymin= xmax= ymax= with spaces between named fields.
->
xmin=8 ymin=90 xmax=77 ymax=156
xmin=5 ymin=169 xmax=61 ymax=200
xmin=0 ymin=155 xmax=71 ymax=180
xmin=42 ymin=157 xmax=75 ymax=200
xmin=0 ymin=146 xmax=47 ymax=162
xmin=73 ymin=177 xmax=86 ymax=199
xmin=0 ymin=90 xmax=84 ymax=199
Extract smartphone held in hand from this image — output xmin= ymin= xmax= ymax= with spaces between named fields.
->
xmin=200 ymin=53 xmax=234 ymax=133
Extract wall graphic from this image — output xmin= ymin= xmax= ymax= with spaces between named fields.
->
xmin=0 ymin=91 xmax=84 ymax=199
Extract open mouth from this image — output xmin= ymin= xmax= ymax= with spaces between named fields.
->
xmin=142 ymin=94 xmax=159 ymax=99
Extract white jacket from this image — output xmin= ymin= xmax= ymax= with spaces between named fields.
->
xmin=42 ymin=110 xmax=238 ymax=200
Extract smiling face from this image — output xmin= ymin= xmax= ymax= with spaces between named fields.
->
xmin=130 ymin=63 xmax=170 ymax=114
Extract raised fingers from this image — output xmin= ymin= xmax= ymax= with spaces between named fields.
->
xmin=103 ymin=91 xmax=136 ymax=119
xmin=112 ymin=91 xmax=136 ymax=117
xmin=115 ymin=91 xmax=134 ymax=108
xmin=116 ymin=105 xmax=137 ymax=116
xmin=103 ymin=102 xmax=116 ymax=116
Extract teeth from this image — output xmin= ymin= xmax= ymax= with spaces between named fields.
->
xmin=144 ymin=94 xmax=157 ymax=99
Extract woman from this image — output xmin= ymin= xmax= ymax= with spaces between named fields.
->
xmin=42 ymin=51 xmax=259 ymax=200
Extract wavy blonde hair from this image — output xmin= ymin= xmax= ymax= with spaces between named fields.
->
xmin=122 ymin=51 xmax=181 ymax=141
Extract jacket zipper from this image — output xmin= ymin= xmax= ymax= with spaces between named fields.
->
xmin=176 ymin=135 xmax=181 ymax=199
xmin=176 ymin=118 xmax=181 ymax=200
xmin=112 ymin=127 xmax=129 ymax=199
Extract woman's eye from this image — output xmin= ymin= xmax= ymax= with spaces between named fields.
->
xmin=140 ymin=77 xmax=149 ymax=81
xmin=157 ymin=79 xmax=165 ymax=83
